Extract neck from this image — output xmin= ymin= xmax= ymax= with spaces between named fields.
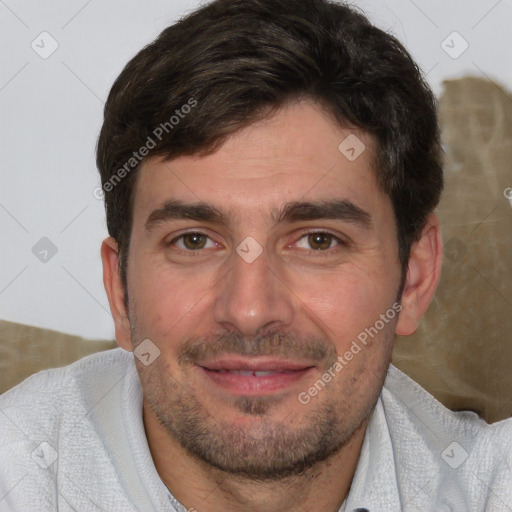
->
xmin=144 ymin=401 xmax=368 ymax=512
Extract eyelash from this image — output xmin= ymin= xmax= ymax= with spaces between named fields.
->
xmin=166 ymin=230 xmax=347 ymax=257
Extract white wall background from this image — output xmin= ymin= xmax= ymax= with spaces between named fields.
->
xmin=1 ymin=0 xmax=511 ymax=341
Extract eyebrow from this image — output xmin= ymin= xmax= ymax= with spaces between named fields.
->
xmin=144 ymin=199 xmax=372 ymax=232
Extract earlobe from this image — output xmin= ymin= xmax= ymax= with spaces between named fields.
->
xmin=101 ymin=237 xmax=133 ymax=351
xmin=396 ymin=214 xmax=443 ymax=336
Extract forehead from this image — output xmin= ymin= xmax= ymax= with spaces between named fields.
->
xmin=131 ymin=99 xmax=389 ymax=224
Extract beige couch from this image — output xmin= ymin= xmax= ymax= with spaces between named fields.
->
xmin=0 ymin=319 xmax=117 ymax=393
xmin=2 ymin=77 xmax=511 ymax=424
xmin=392 ymin=76 xmax=512 ymax=424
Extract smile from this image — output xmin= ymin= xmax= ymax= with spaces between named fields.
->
xmin=197 ymin=357 xmax=316 ymax=395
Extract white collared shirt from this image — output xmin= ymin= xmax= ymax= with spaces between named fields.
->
xmin=0 ymin=348 xmax=510 ymax=511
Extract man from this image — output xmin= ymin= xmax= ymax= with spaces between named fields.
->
xmin=1 ymin=0 xmax=511 ymax=510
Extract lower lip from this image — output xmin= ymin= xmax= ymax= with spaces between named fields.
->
xmin=199 ymin=367 xmax=314 ymax=395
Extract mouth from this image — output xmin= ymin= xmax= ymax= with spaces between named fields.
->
xmin=196 ymin=357 xmax=316 ymax=395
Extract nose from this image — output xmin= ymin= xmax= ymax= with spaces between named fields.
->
xmin=212 ymin=242 xmax=295 ymax=337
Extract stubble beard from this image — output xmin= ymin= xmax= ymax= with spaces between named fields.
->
xmin=134 ymin=328 xmax=393 ymax=481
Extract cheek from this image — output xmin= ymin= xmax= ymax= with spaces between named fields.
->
xmin=129 ymin=255 xmax=216 ymax=344
xmin=292 ymin=264 xmax=394 ymax=344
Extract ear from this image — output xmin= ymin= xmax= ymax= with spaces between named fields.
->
xmin=396 ymin=214 xmax=443 ymax=336
xmin=101 ymin=236 xmax=133 ymax=351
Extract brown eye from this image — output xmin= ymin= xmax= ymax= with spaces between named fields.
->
xmin=294 ymin=232 xmax=345 ymax=255
xmin=182 ymin=233 xmax=207 ymax=250
xmin=169 ymin=232 xmax=215 ymax=251
xmin=307 ymin=233 xmax=335 ymax=250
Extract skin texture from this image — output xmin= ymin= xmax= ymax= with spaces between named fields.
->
xmin=102 ymin=99 xmax=443 ymax=512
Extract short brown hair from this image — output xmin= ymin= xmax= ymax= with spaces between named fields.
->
xmin=97 ymin=0 xmax=443 ymax=306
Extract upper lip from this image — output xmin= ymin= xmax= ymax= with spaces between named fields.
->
xmin=197 ymin=357 xmax=315 ymax=372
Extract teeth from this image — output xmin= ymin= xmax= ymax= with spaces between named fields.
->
xmin=219 ymin=370 xmax=279 ymax=376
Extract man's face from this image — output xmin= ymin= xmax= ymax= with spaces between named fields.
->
xmin=124 ymin=99 xmax=403 ymax=479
